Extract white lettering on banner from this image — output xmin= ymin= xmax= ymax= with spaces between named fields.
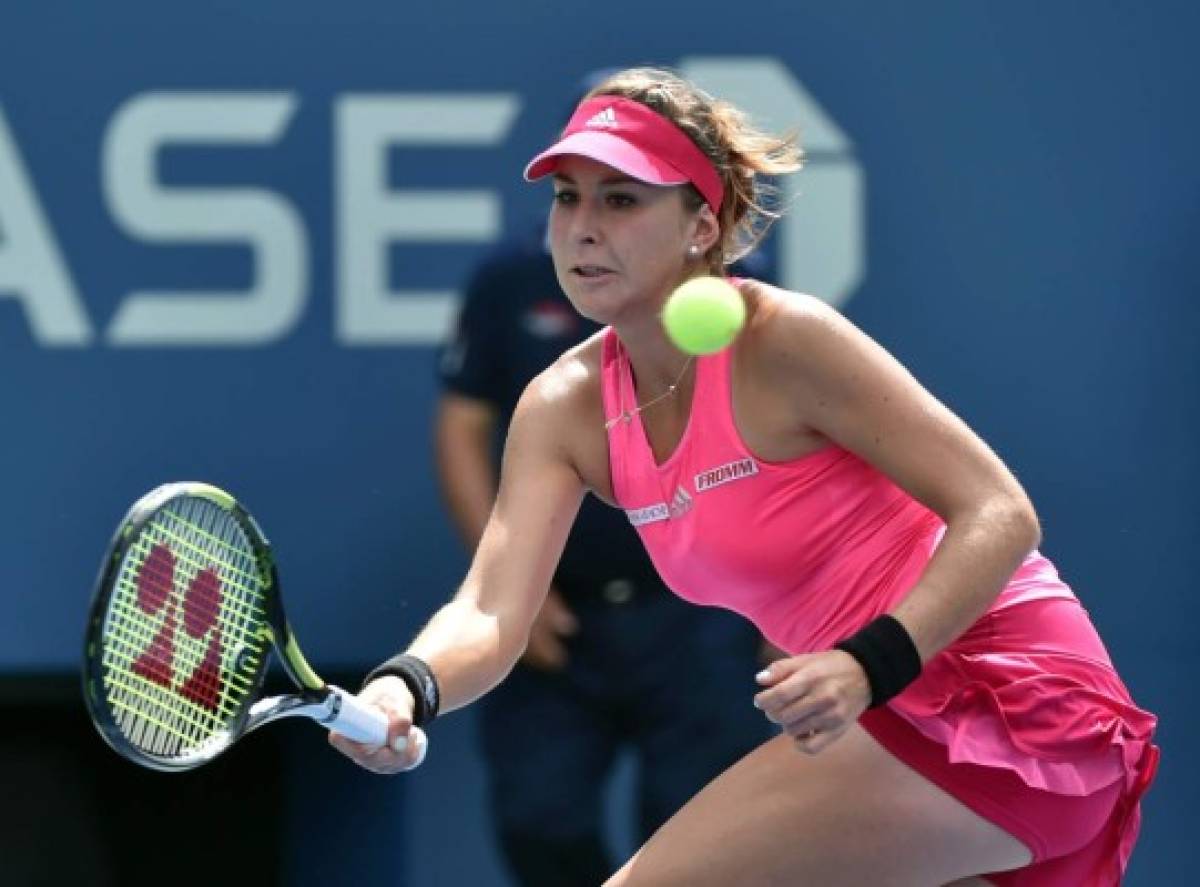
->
xmin=2 ymin=55 xmax=862 ymax=347
xmin=335 ymin=95 xmax=519 ymax=345
xmin=694 ymin=458 xmax=759 ymax=492
xmin=0 ymin=107 xmax=92 ymax=345
xmin=101 ymin=93 xmax=307 ymax=346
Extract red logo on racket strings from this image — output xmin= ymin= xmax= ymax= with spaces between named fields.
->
xmin=131 ymin=543 xmax=225 ymax=710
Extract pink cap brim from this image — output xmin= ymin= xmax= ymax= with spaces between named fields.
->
xmin=524 ymin=130 xmax=690 ymax=187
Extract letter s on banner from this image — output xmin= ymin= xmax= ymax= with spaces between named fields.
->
xmin=102 ymin=92 xmax=307 ymax=346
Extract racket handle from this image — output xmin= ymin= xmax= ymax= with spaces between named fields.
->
xmin=324 ymin=685 xmax=390 ymax=746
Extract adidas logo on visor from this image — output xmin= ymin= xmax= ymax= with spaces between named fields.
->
xmin=585 ymin=106 xmax=618 ymax=129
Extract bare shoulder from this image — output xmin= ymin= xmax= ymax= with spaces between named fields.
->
xmin=736 ymin=280 xmax=857 ymax=383
xmin=742 ymin=279 xmax=844 ymax=333
xmin=508 ymin=329 xmax=612 ymax=496
xmin=517 ymin=328 xmax=606 ymax=423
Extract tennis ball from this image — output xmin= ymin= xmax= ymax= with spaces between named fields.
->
xmin=662 ymin=276 xmax=746 ymax=355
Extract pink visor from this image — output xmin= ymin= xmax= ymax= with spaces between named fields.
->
xmin=524 ymin=96 xmax=723 ymax=213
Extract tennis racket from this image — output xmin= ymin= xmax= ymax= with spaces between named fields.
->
xmin=83 ymin=481 xmax=394 ymax=771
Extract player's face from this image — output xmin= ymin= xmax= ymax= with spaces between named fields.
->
xmin=548 ymin=155 xmax=696 ymax=325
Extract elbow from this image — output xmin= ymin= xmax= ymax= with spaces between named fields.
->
xmin=1017 ymin=502 xmax=1042 ymax=553
xmin=996 ymin=495 xmax=1042 ymax=555
xmin=954 ymin=493 xmax=1041 ymax=555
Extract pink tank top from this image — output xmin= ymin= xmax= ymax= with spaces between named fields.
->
xmin=600 ymin=328 xmax=1075 ymax=655
xmin=599 ymin=327 xmax=1157 ymax=820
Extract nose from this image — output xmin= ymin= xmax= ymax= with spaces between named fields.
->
xmin=567 ymin=195 xmax=602 ymax=246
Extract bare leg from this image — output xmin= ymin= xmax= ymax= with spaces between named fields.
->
xmin=606 ymin=726 xmax=1031 ymax=887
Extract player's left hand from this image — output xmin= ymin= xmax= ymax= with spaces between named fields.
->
xmin=753 ymin=651 xmax=871 ymax=755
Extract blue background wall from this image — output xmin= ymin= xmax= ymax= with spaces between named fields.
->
xmin=1 ymin=2 xmax=1195 ymax=883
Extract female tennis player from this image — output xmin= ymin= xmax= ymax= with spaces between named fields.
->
xmin=332 ymin=68 xmax=1158 ymax=885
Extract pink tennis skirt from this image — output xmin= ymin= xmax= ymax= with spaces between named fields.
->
xmin=860 ymin=598 xmax=1159 ymax=885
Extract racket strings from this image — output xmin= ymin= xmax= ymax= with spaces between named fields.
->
xmin=101 ymin=497 xmax=271 ymax=759
xmin=116 ymin=520 xmax=264 ymax=626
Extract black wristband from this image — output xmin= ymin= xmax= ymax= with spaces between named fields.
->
xmin=833 ymin=615 xmax=922 ymax=708
xmin=362 ymin=654 xmax=440 ymax=727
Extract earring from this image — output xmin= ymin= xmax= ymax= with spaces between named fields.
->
xmin=687 ymin=245 xmax=700 ymax=260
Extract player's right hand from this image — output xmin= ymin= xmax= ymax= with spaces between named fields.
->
xmin=328 ymin=675 xmax=428 ymax=773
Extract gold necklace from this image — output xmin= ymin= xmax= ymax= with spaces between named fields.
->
xmin=605 ymin=351 xmax=695 ymax=430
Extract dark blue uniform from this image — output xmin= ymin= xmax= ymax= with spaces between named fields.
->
xmin=438 ymin=225 xmax=771 ymax=886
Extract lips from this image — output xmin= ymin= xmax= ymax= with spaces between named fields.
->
xmin=572 ymin=265 xmax=614 ymax=279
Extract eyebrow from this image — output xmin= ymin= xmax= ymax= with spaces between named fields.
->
xmin=552 ymin=172 xmax=641 ymax=186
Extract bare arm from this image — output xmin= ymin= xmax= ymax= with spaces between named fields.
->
xmin=414 ymin=378 xmax=586 ymax=711
xmin=434 ymin=393 xmax=581 ymax=671
xmin=434 ymin=393 xmax=500 ymax=550
xmin=333 ymin=369 xmax=588 ymax=771
xmin=750 ymin=289 xmax=1040 ymax=752
xmin=384 ymin=364 xmax=590 ymax=712
xmin=763 ymin=294 xmax=1040 ymax=659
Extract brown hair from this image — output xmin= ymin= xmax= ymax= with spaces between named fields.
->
xmin=586 ymin=66 xmax=803 ymax=272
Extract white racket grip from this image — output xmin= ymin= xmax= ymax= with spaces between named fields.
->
xmin=324 ymin=685 xmax=390 ymax=746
